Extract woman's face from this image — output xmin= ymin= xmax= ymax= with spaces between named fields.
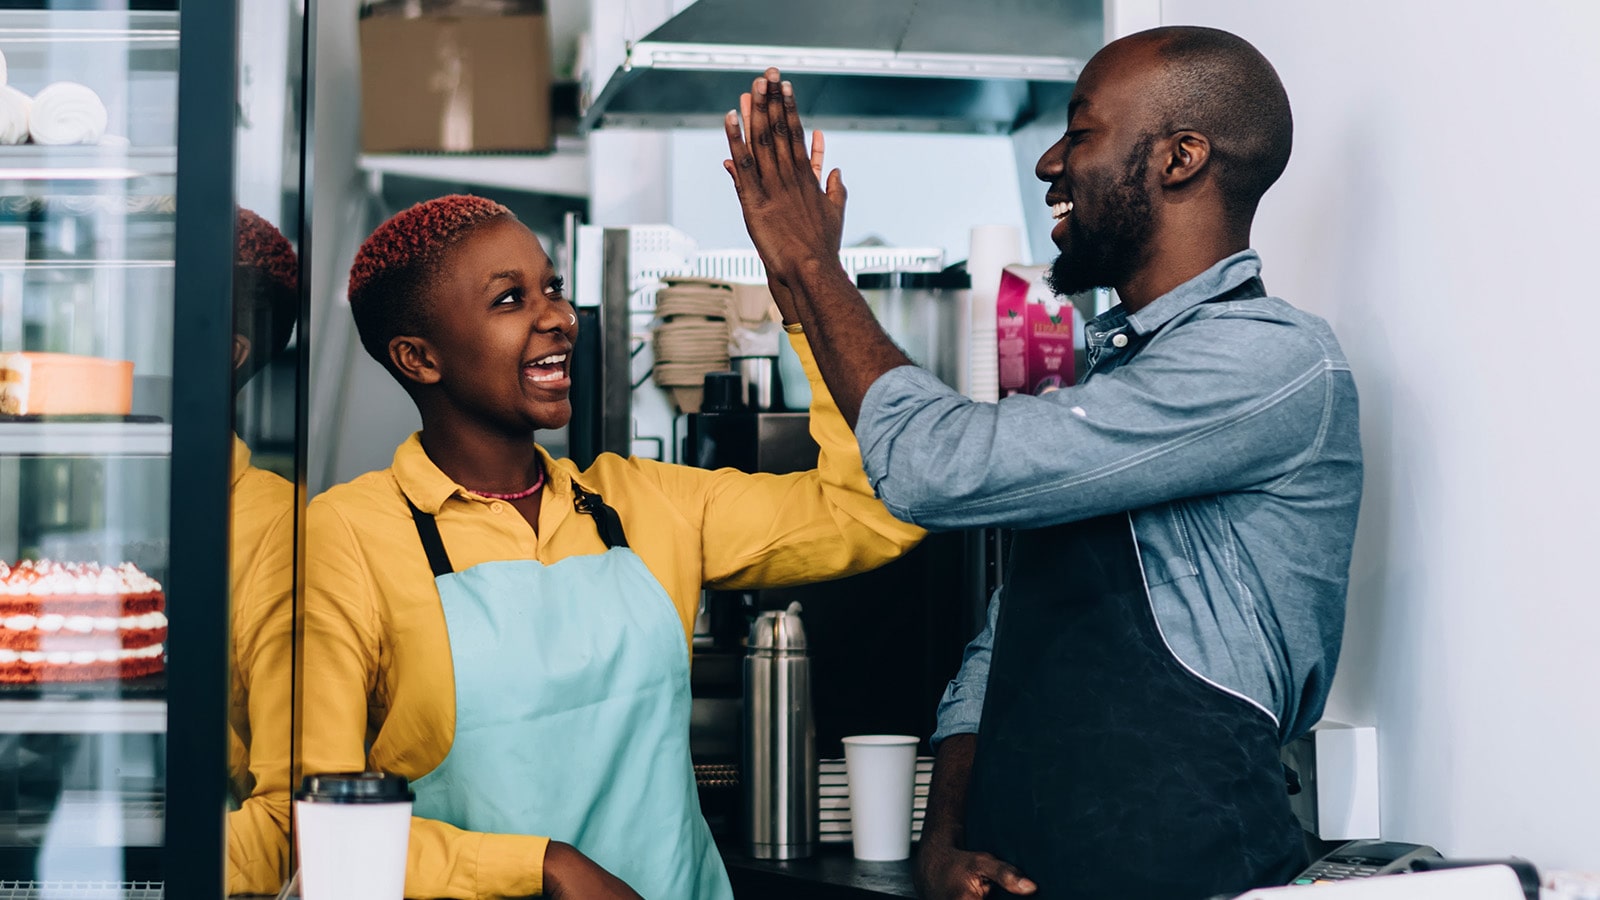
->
xmin=421 ymin=217 xmax=578 ymax=433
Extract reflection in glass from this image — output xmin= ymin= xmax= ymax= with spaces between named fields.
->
xmin=226 ymin=208 xmax=298 ymax=894
xmin=223 ymin=2 xmax=309 ymax=895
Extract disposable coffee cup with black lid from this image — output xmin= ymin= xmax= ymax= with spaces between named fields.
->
xmin=295 ymin=771 xmax=414 ymax=900
xmin=297 ymin=771 xmax=415 ymax=803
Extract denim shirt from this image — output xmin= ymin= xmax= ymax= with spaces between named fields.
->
xmin=855 ymin=251 xmax=1362 ymax=743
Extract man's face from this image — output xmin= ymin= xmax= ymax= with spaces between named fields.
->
xmin=1035 ymin=42 xmax=1162 ymax=297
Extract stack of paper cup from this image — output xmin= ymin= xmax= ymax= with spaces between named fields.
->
xmin=841 ymin=735 xmax=920 ymax=861
xmin=965 ymin=225 xmax=1024 ymax=402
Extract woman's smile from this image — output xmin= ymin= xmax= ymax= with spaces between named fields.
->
xmin=523 ymin=350 xmax=571 ymax=390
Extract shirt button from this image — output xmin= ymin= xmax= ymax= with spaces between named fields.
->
xmin=491 ymin=502 xmax=505 ymax=514
xmin=1111 ymin=333 xmax=1129 ymax=348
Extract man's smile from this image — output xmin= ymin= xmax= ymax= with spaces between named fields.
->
xmin=1047 ymin=194 xmax=1074 ymax=242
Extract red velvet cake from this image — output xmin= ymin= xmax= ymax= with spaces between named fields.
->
xmin=0 ymin=560 xmax=166 ymax=683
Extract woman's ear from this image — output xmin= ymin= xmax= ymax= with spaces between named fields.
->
xmin=389 ymin=335 xmax=443 ymax=386
xmin=231 ymin=335 xmax=252 ymax=372
xmin=1162 ymin=131 xmax=1211 ymax=188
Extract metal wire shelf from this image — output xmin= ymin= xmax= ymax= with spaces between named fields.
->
xmin=0 ymin=883 xmax=163 ymax=900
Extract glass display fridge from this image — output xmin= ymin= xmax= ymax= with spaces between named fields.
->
xmin=0 ymin=2 xmax=309 ymax=897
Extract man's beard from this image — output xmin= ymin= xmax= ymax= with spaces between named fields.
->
xmin=1046 ymin=136 xmax=1155 ymax=298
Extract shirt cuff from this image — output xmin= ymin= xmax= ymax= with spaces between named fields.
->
xmin=931 ymin=679 xmax=985 ymax=747
xmin=474 ymin=832 xmax=549 ymax=898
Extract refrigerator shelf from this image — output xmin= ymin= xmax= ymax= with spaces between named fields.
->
xmin=0 ymin=698 xmax=165 ymax=734
xmin=0 ymin=883 xmax=164 ymax=900
xmin=0 ymin=146 xmax=177 ymax=184
xmin=0 ymin=422 xmax=170 ymax=457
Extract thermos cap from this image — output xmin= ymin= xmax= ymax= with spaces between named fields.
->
xmin=297 ymin=771 xmax=415 ymax=804
xmin=748 ymin=602 xmax=808 ymax=652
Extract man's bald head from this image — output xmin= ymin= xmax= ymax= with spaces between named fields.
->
xmin=1117 ymin=26 xmax=1294 ymax=224
xmin=1037 ymin=27 xmax=1292 ymax=299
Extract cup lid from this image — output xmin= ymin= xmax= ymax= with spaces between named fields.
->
xmin=297 ymin=771 xmax=415 ymax=803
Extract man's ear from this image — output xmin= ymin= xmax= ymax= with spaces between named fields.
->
xmin=389 ymin=335 xmax=443 ymax=387
xmin=1161 ymin=131 xmax=1211 ymax=188
xmin=231 ymin=335 xmax=252 ymax=372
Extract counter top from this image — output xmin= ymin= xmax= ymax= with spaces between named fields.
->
xmin=720 ymin=842 xmax=918 ymax=899
xmin=231 ymin=844 xmax=919 ymax=900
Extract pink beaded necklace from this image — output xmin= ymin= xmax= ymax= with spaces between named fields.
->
xmin=465 ymin=466 xmax=546 ymax=501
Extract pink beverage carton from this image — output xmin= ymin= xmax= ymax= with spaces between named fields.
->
xmin=996 ymin=264 xmax=1075 ymax=397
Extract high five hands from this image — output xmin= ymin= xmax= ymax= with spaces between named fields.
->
xmin=723 ymin=68 xmax=845 ymax=289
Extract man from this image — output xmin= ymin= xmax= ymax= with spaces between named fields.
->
xmin=722 ymin=25 xmax=1362 ymax=900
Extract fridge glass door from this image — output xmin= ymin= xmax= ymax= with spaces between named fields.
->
xmin=224 ymin=0 xmax=309 ymax=897
xmin=0 ymin=5 xmax=181 ymax=893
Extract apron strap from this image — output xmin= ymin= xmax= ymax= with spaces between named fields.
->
xmin=573 ymin=484 xmax=631 ymax=550
xmin=406 ymin=499 xmax=456 ymax=578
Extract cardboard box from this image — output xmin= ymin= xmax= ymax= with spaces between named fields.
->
xmin=359 ymin=2 xmax=552 ymax=153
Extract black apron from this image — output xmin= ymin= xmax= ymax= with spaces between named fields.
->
xmin=963 ymin=509 xmax=1307 ymax=900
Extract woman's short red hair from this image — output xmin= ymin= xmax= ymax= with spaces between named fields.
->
xmin=348 ymin=194 xmax=512 ymax=301
xmin=236 ymin=208 xmax=298 ymax=292
xmin=347 ymin=194 xmax=514 ymax=377
xmin=233 ymin=208 xmax=299 ymax=382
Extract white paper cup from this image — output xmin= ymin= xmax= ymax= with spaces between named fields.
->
xmin=295 ymin=772 xmax=414 ymax=900
xmin=842 ymin=735 xmax=920 ymax=861
xmin=968 ymin=224 xmax=1024 ymax=303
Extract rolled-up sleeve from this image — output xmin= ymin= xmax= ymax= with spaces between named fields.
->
xmin=855 ymin=314 xmax=1332 ymax=531
xmin=932 ymin=588 xmax=1002 ymax=746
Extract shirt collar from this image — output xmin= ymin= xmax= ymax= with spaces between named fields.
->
xmin=391 ymin=432 xmax=572 ymax=515
xmin=232 ymin=434 xmax=251 ymax=487
xmin=1115 ymin=250 xmax=1264 ymax=337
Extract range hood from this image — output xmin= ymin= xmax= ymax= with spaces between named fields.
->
xmin=581 ymin=0 xmax=1103 ymax=135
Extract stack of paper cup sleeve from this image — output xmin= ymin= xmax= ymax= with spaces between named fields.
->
xmin=965 ymin=225 xmax=1024 ymax=403
xmin=652 ymin=278 xmax=735 ymax=414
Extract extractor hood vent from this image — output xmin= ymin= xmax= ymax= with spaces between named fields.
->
xmin=581 ymin=0 xmax=1102 ymax=135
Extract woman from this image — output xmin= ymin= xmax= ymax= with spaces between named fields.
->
xmin=227 ymin=208 xmax=299 ymax=894
xmin=301 ymin=193 xmax=923 ymax=899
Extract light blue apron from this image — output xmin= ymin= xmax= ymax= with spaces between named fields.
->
xmin=404 ymin=485 xmax=732 ymax=899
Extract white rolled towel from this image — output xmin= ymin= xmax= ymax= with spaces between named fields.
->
xmin=29 ymin=82 xmax=108 ymax=146
xmin=0 ymin=86 xmax=29 ymax=145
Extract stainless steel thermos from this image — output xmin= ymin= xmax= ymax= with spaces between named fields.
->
xmin=743 ymin=602 xmax=818 ymax=859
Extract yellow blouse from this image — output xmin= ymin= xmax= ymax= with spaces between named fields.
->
xmin=301 ymin=333 xmax=924 ymax=899
xmin=225 ymin=436 xmax=296 ymax=895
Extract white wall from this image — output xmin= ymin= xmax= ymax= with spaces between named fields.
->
xmin=668 ymin=130 xmax=1031 ymax=262
xmin=1152 ymin=0 xmax=1600 ymax=870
